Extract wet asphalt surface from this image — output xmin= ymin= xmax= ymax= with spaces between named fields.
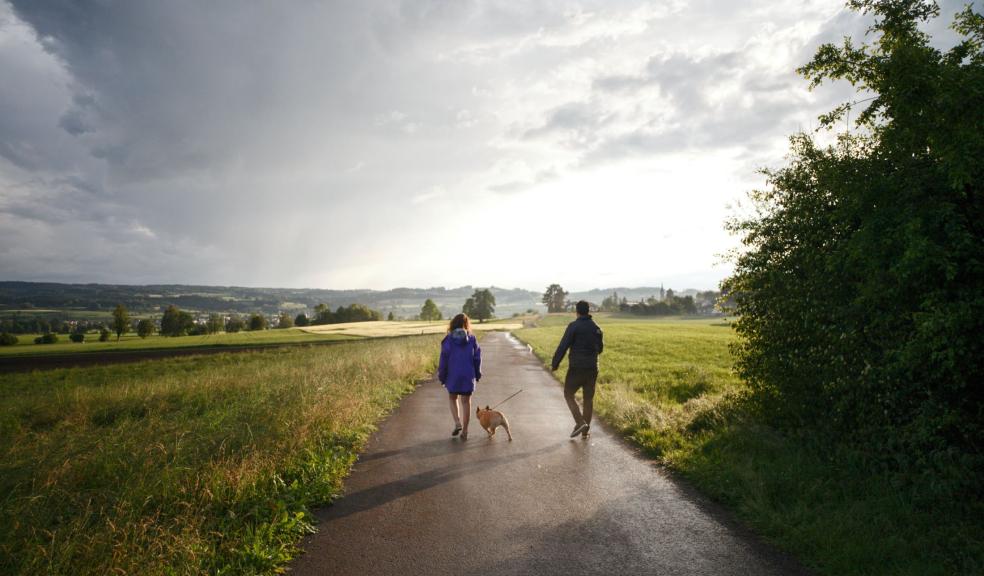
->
xmin=289 ymin=331 xmax=811 ymax=576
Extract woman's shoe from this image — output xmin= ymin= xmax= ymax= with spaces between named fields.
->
xmin=460 ymin=430 xmax=468 ymax=441
xmin=452 ymin=424 xmax=462 ymax=437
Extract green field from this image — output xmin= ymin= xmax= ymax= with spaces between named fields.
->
xmin=0 ymin=335 xmax=440 ymax=575
xmin=0 ymin=328 xmax=356 ymax=357
xmin=516 ymin=314 xmax=983 ymax=576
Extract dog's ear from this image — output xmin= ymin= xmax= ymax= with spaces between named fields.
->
xmin=485 ymin=405 xmax=490 ymax=410
xmin=476 ymin=406 xmax=480 ymax=414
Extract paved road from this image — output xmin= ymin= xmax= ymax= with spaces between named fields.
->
xmin=290 ymin=331 xmax=809 ymax=576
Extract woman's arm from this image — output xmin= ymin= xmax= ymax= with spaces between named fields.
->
xmin=438 ymin=340 xmax=449 ymax=384
xmin=473 ymin=337 xmax=482 ymax=381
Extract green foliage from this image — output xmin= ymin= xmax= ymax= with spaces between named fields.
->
xmin=225 ymin=315 xmax=245 ymax=333
xmin=98 ymin=329 xmax=110 ymax=342
xmin=0 ymin=336 xmax=439 ymax=575
xmin=249 ymin=314 xmax=268 ymax=331
xmin=620 ymin=293 xmax=698 ymax=316
xmin=725 ymin=0 xmax=983 ymax=491
xmin=0 ymin=332 xmax=17 ymax=346
xmin=294 ymin=313 xmax=309 ymax=327
xmin=205 ymin=313 xmax=223 ymax=335
xmin=419 ymin=298 xmax=442 ymax=321
xmin=35 ymin=333 xmax=59 ymax=344
xmin=277 ymin=312 xmax=294 ymax=329
xmin=136 ymin=319 xmax=154 ymax=339
xmin=69 ymin=333 xmax=84 ymax=343
xmin=311 ymin=303 xmax=381 ymax=325
xmin=542 ymin=283 xmax=568 ymax=313
xmin=111 ymin=304 xmax=130 ymax=342
xmin=463 ymin=289 xmax=495 ymax=322
xmin=160 ymin=305 xmax=194 ymax=337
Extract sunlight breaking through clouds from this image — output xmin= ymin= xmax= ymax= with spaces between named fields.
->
xmin=0 ymin=0 xmax=976 ymax=289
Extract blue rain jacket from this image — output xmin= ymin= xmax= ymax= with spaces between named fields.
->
xmin=438 ymin=328 xmax=482 ymax=394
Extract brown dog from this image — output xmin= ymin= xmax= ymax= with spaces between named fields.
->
xmin=476 ymin=406 xmax=512 ymax=441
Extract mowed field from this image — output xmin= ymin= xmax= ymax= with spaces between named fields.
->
xmin=299 ymin=319 xmax=523 ymax=338
xmin=0 ymin=335 xmax=440 ymax=575
xmin=516 ymin=314 xmax=983 ymax=576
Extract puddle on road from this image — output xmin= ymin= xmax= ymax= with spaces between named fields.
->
xmin=504 ymin=333 xmax=534 ymax=354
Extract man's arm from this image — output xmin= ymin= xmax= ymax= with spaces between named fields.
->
xmin=551 ymin=323 xmax=575 ymax=371
xmin=596 ymin=324 xmax=604 ymax=355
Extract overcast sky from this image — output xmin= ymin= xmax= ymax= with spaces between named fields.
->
xmin=0 ymin=0 xmax=975 ymax=291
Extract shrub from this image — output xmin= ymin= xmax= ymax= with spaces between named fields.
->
xmin=248 ymin=314 xmax=267 ymax=331
xmin=69 ymin=333 xmax=85 ymax=343
xmin=99 ymin=329 xmax=111 ymax=342
xmin=35 ymin=333 xmax=59 ymax=345
xmin=225 ymin=317 xmax=245 ymax=333
xmin=137 ymin=319 xmax=154 ymax=338
xmin=0 ymin=332 xmax=19 ymax=346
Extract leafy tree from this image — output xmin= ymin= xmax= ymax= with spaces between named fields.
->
xmin=277 ymin=312 xmax=294 ymax=329
xmin=464 ymin=289 xmax=495 ymax=322
xmin=294 ymin=313 xmax=310 ymax=327
xmin=111 ymin=304 xmax=130 ymax=341
xmin=206 ymin=314 xmax=224 ymax=334
xmin=0 ymin=332 xmax=19 ymax=346
xmin=160 ymin=305 xmax=194 ymax=337
xmin=420 ymin=299 xmax=442 ymax=321
xmin=249 ymin=314 xmax=268 ymax=331
xmin=137 ymin=319 xmax=155 ymax=339
xmin=542 ymin=284 xmax=568 ymax=313
xmin=724 ymin=0 xmax=984 ymax=482
xmin=387 ymin=311 xmax=395 ymax=321
xmin=313 ymin=303 xmax=333 ymax=325
xmin=99 ymin=328 xmax=111 ymax=342
xmin=332 ymin=304 xmax=381 ymax=323
xmin=225 ymin=316 xmax=245 ymax=333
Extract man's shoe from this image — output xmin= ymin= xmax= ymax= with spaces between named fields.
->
xmin=581 ymin=425 xmax=591 ymax=438
xmin=570 ymin=423 xmax=588 ymax=438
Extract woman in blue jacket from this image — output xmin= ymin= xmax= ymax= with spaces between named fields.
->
xmin=438 ymin=313 xmax=482 ymax=440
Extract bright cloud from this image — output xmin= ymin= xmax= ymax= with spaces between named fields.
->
xmin=0 ymin=0 xmax=977 ymax=290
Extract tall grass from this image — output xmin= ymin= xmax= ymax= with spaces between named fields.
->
xmin=0 ymin=335 xmax=440 ymax=575
xmin=516 ymin=315 xmax=984 ymax=576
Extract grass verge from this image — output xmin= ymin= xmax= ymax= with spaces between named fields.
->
xmin=515 ymin=315 xmax=983 ymax=576
xmin=0 ymin=335 xmax=440 ymax=575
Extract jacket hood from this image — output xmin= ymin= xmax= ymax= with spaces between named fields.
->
xmin=449 ymin=328 xmax=470 ymax=343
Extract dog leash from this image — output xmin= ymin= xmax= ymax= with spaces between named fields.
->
xmin=491 ymin=389 xmax=523 ymax=410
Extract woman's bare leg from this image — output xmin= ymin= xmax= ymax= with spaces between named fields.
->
xmin=459 ymin=395 xmax=472 ymax=438
xmin=448 ymin=393 xmax=461 ymax=427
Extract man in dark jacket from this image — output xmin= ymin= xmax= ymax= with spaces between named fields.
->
xmin=551 ymin=300 xmax=604 ymax=438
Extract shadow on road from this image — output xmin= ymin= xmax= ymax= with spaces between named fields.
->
xmin=323 ymin=441 xmax=564 ymax=521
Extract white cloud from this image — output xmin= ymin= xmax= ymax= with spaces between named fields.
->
xmin=1 ymin=0 xmax=977 ymax=290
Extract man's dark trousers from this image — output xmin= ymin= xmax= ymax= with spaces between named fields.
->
xmin=564 ymin=368 xmax=598 ymax=426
